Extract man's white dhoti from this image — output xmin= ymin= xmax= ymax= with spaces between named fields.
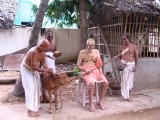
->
xmin=120 ymin=60 xmax=135 ymax=100
xmin=20 ymin=62 xmax=41 ymax=112
xmin=45 ymin=52 xmax=56 ymax=73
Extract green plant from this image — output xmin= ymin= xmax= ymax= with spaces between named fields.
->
xmin=31 ymin=0 xmax=92 ymax=28
xmin=73 ymin=66 xmax=79 ymax=76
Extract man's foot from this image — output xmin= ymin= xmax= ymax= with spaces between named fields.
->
xmin=97 ymin=102 xmax=105 ymax=111
xmin=27 ymin=110 xmax=39 ymax=117
xmin=89 ymin=104 xmax=96 ymax=112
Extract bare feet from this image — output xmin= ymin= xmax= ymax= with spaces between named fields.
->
xmin=27 ymin=110 xmax=39 ymax=117
xmin=49 ymin=109 xmax=53 ymax=114
xmin=89 ymin=104 xmax=96 ymax=112
xmin=97 ymin=102 xmax=105 ymax=111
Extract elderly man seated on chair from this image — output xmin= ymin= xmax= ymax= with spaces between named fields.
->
xmin=77 ymin=38 xmax=108 ymax=112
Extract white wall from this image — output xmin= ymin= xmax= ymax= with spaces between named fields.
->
xmin=0 ymin=28 xmax=31 ymax=56
xmin=55 ymin=29 xmax=81 ymax=63
xmin=103 ymin=56 xmax=160 ymax=91
xmin=0 ymin=28 xmax=81 ymax=63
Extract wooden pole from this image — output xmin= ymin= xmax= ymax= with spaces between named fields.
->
xmin=98 ymin=26 xmax=119 ymax=84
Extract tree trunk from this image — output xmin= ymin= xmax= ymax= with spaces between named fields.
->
xmin=12 ymin=74 xmax=24 ymax=96
xmin=27 ymin=0 xmax=50 ymax=50
xmin=79 ymin=0 xmax=87 ymax=49
xmin=12 ymin=0 xmax=50 ymax=96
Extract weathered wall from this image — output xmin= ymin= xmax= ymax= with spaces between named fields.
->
xmin=103 ymin=56 xmax=160 ymax=91
xmin=55 ymin=29 xmax=81 ymax=63
xmin=0 ymin=28 xmax=81 ymax=65
xmin=0 ymin=27 xmax=80 ymax=68
xmin=134 ymin=58 xmax=160 ymax=91
xmin=0 ymin=28 xmax=31 ymax=56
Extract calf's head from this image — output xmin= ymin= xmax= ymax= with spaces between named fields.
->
xmin=54 ymin=72 xmax=71 ymax=85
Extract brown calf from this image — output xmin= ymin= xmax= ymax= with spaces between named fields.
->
xmin=40 ymin=72 xmax=71 ymax=113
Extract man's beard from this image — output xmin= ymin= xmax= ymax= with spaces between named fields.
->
xmin=87 ymin=49 xmax=93 ymax=53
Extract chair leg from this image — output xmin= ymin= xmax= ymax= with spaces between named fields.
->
xmin=76 ymin=78 xmax=81 ymax=103
xmin=82 ymin=83 xmax=86 ymax=107
xmin=77 ymin=77 xmax=100 ymax=107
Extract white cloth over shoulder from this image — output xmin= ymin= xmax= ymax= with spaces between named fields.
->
xmin=45 ymin=52 xmax=56 ymax=73
xmin=120 ymin=60 xmax=135 ymax=100
xmin=20 ymin=62 xmax=41 ymax=112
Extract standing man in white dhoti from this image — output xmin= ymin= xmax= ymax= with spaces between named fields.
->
xmin=119 ymin=33 xmax=138 ymax=101
xmin=20 ymin=39 xmax=53 ymax=117
xmin=45 ymin=30 xmax=62 ymax=73
xmin=41 ymin=30 xmax=62 ymax=103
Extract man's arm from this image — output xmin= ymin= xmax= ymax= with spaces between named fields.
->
xmin=48 ymin=41 xmax=62 ymax=57
xmin=77 ymin=50 xmax=86 ymax=72
xmin=41 ymin=53 xmax=48 ymax=69
xmin=119 ymin=46 xmax=123 ymax=60
xmin=30 ymin=52 xmax=47 ymax=72
xmin=131 ymin=45 xmax=138 ymax=72
xmin=134 ymin=45 xmax=138 ymax=67
xmin=49 ymin=41 xmax=56 ymax=52
xmin=41 ymin=53 xmax=53 ymax=73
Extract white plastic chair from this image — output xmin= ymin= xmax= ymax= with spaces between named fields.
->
xmin=76 ymin=76 xmax=99 ymax=107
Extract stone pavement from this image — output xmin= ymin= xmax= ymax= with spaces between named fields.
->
xmin=0 ymin=88 xmax=160 ymax=120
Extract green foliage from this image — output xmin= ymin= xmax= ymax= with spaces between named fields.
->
xmin=73 ymin=66 xmax=79 ymax=76
xmin=31 ymin=4 xmax=38 ymax=15
xmin=31 ymin=0 xmax=92 ymax=28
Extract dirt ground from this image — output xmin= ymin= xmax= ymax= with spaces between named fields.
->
xmin=0 ymin=63 xmax=116 ymax=104
xmin=1 ymin=84 xmax=160 ymax=120
xmin=0 ymin=68 xmax=78 ymax=105
xmin=0 ymin=67 xmax=160 ymax=120
xmin=0 ymin=79 xmax=78 ymax=104
xmin=88 ymin=108 xmax=160 ymax=120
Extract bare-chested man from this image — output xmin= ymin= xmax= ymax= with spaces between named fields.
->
xmin=77 ymin=38 xmax=108 ymax=112
xmin=44 ymin=30 xmax=62 ymax=74
xmin=40 ymin=30 xmax=62 ymax=103
xmin=20 ymin=39 xmax=53 ymax=117
xmin=119 ymin=33 xmax=138 ymax=101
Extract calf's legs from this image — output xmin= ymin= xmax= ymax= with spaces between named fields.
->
xmin=48 ymin=90 xmax=53 ymax=113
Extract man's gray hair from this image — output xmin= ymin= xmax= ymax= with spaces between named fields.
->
xmin=86 ymin=38 xmax=95 ymax=45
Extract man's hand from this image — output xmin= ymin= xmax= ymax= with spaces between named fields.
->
xmin=85 ymin=69 xmax=91 ymax=74
xmin=54 ymin=51 xmax=62 ymax=57
xmin=46 ymin=68 xmax=53 ymax=73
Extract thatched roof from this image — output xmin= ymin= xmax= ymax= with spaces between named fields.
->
xmin=103 ymin=0 xmax=160 ymax=14
xmin=92 ymin=0 xmax=160 ymax=14
xmin=89 ymin=0 xmax=160 ymax=25
xmin=0 ymin=0 xmax=18 ymax=29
